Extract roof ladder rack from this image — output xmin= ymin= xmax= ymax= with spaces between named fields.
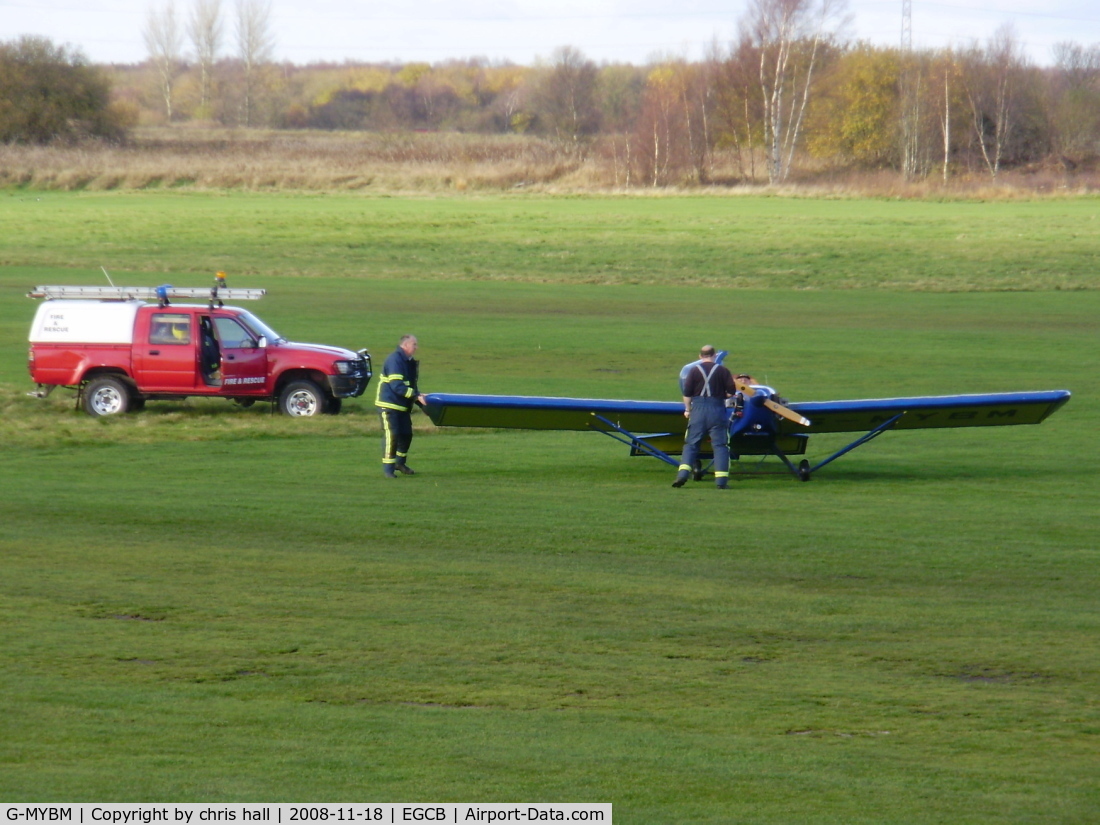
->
xmin=28 ymin=285 xmax=266 ymax=302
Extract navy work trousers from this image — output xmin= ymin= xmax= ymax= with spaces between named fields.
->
xmin=380 ymin=408 xmax=413 ymax=465
xmin=680 ymin=396 xmax=730 ymax=476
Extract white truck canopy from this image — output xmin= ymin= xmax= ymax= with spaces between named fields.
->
xmin=29 ymin=300 xmax=141 ymax=344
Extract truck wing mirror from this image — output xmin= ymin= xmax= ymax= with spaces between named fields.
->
xmin=258 ymin=335 xmax=268 ymax=349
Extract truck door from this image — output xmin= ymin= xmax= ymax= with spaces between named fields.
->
xmin=213 ymin=315 xmax=268 ymax=395
xmin=133 ymin=310 xmax=200 ymax=391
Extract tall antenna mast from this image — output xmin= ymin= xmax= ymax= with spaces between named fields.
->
xmin=901 ymin=0 xmax=912 ymax=51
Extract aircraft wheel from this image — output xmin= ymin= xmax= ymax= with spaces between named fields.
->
xmin=323 ymin=397 xmax=343 ymax=415
xmin=798 ymin=460 xmax=812 ymax=482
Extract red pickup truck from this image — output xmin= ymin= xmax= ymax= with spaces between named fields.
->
xmin=27 ymin=285 xmax=371 ymax=417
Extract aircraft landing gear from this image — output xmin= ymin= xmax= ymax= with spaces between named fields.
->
xmin=798 ymin=459 xmax=812 ymax=482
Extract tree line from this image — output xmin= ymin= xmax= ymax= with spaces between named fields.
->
xmin=3 ymin=0 xmax=1100 ymax=185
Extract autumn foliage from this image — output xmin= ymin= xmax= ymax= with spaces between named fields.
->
xmin=5 ymin=20 xmax=1100 ymax=187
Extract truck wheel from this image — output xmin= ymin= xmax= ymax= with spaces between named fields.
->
xmin=83 ymin=376 xmax=132 ymax=417
xmin=323 ymin=397 xmax=342 ymax=415
xmin=279 ymin=380 xmax=327 ymax=417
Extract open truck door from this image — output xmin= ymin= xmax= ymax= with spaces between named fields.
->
xmin=212 ymin=314 xmax=268 ymax=395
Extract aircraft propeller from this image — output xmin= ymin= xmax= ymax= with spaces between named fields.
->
xmin=733 ymin=376 xmax=811 ymax=427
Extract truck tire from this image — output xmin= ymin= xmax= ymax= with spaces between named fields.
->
xmin=83 ymin=376 xmax=132 ymax=417
xmin=279 ymin=380 xmax=327 ymax=417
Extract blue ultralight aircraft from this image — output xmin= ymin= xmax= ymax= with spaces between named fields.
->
xmin=421 ymin=353 xmax=1070 ymax=481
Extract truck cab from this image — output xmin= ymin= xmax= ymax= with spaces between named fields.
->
xmin=28 ymin=284 xmax=371 ymax=417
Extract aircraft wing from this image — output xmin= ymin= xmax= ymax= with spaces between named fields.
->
xmin=422 ymin=393 xmax=682 ymax=433
xmin=783 ymin=390 xmax=1071 ymax=434
xmin=423 ymin=390 xmax=1071 ymax=436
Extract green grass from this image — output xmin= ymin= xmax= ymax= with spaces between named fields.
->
xmin=2 ymin=190 xmax=1099 ymax=290
xmin=0 ymin=193 xmax=1098 ymax=820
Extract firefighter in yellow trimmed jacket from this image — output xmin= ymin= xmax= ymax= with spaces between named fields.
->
xmin=375 ymin=334 xmax=427 ymax=478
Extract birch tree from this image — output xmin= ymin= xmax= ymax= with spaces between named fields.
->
xmin=961 ymin=25 xmax=1027 ymax=181
xmin=235 ymin=0 xmax=274 ymax=127
xmin=740 ymin=0 xmax=847 ymax=183
xmin=636 ymin=64 xmax=681 ymax=186
xmin=899 ymin=51 xmax=923 ymax=179
xmin=188 ymin=0 xmax=222 ymax=118
xmin=143 ymin=0 xmax=182 ymax=122
xmin=929 ymin=51 xmax=966 ymax=183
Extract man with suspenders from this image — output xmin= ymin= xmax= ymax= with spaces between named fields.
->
xmin=674 ymin=345 xmax=738 ymax=489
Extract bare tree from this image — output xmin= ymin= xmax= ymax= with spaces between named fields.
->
xmin=927 ymin=51 xmax=967 ymax=184
xmin=235 ymin=0 xmax=274 ymax=127
xmin=635 ymin=58 xmax=717 ymax=186
xmin=143 ymin=0 xmax=183 ymax=122
xmin=961 ymin=25 xmax=1027 ymax=181
xmin=530 ymin=46 xmax=600 ymax=146
xmin=188 ymin=0 xmax=222 ymax=118
xmin=1050 ymin=41 xmax=1100 ymax=162
xmin=692 ymin=41 xmax=724 ymax=183
xmin=937 ymin=55 xmax=954 ymax=183
xmin=740 ymin=0 xmax=848 ymax=183
xmin=635 ymin=64 xmax=681 ymax=186
xmin=899 ymin=53 xmax=923 ymax=180
xmin=716 ymin=38 xmax=765 ymax=182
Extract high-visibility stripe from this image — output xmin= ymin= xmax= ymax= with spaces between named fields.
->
xmin=377 ymin=372 xmax=415 ymax=406
xmin=715 ymin=471 xmax=730 ymax=478
xmin=381 ymin=411 xmax=396 ymax=460
xmin=678 ymin=464 xmax=692 ymax=472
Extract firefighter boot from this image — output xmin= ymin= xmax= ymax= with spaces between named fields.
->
xmin=383 ymin=464 xmax=397 ymax=479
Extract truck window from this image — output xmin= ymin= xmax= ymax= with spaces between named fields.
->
xmin=213 ymin=317 xmax=256 ymax=349
xmin=149 ymin=313 xmax=192 ymax=345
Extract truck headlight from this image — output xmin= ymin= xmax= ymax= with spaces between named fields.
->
xmin=333 ymin=360 xmax=354 ymax=375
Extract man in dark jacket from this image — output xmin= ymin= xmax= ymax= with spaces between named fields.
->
xmin=674 ymin=345 xmax=737 ymax=490
xmin=375 ymin=334 xmax=427 ymax=478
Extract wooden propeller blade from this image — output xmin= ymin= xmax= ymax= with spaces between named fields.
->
xmin=763 ymin=398 xmax=811 ymax=427
xmin=731 ymin=375 xmax=809 ymax=425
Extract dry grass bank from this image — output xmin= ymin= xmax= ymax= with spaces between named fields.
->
xmin=3 ymin=128 xmax=1099 ymax=197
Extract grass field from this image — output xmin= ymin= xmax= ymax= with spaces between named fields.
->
xmin=2 ymin=190 xmax=1099 ymax=291
xmin=0 ymin=192 xmax=1098 ymax=821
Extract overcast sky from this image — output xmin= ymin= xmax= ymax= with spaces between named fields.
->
xmin=2 ymin=0 xmax=1098 ymax=67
